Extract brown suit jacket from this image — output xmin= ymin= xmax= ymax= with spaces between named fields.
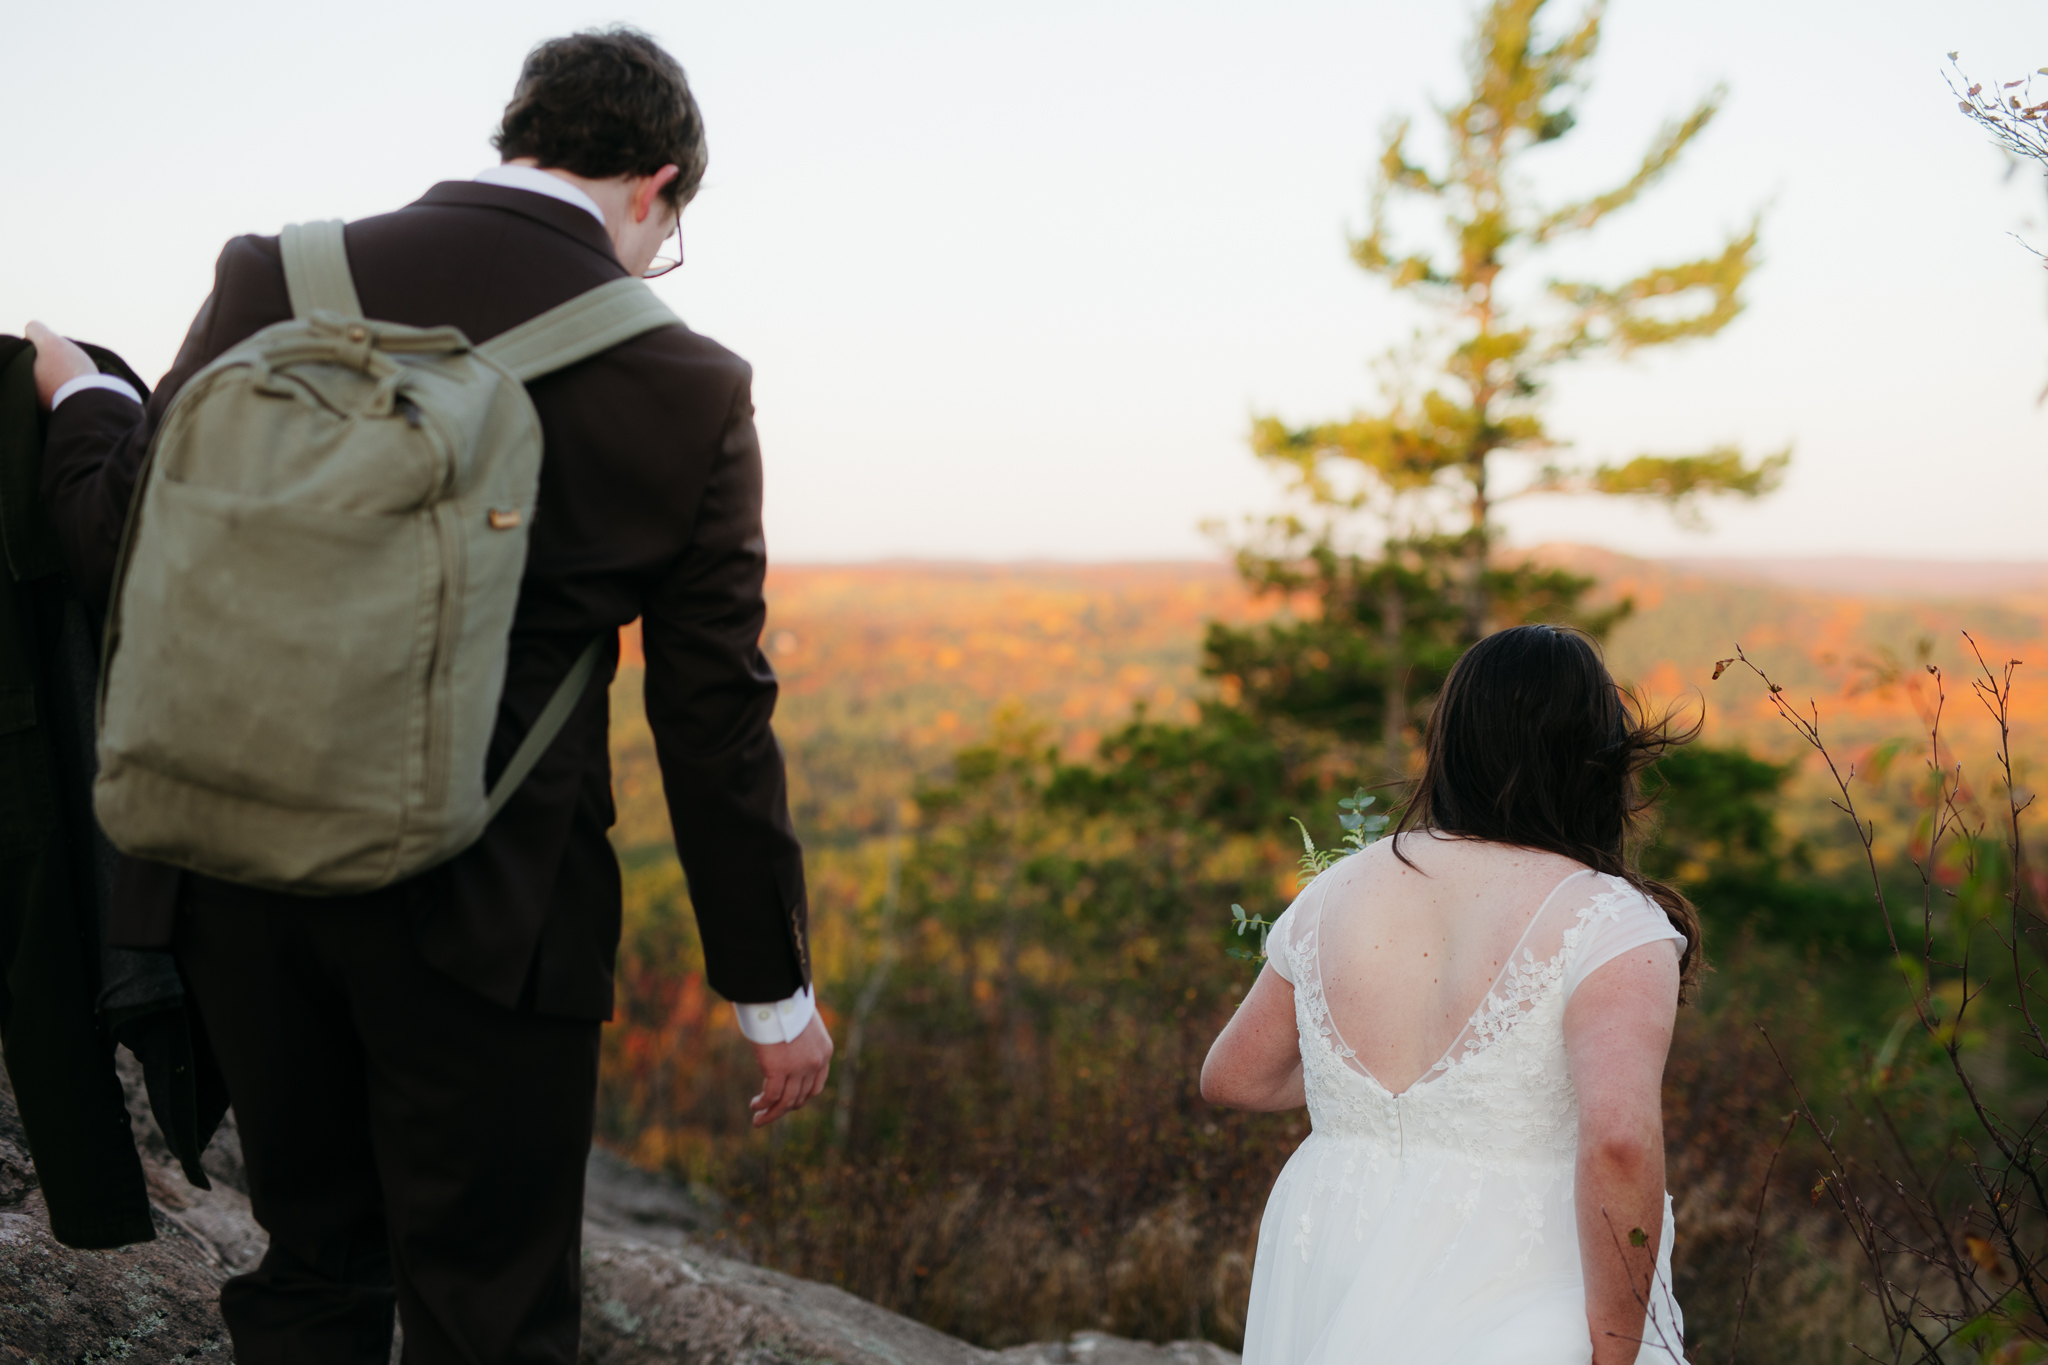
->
xmin=41 ymin=182 xmax=809 ymax=1021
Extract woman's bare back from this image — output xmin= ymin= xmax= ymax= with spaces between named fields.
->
xmin=1302 ymin=833 xmax=1593 ymax=1095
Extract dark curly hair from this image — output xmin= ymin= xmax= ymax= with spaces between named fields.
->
xmin=493 ymin=28 xmax=707 ymax=208
xmin=1392 ymin=624 xmax=1706 ymax=1000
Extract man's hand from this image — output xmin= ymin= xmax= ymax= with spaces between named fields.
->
xmin=747 ymin=1012 xmax=832 ymax=1128
xmin=24 ymin=322 xmax=98 ymax=410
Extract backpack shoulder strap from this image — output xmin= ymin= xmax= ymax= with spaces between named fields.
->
xmin=481 ymin=636 xmax=603 ymax=823
xmin=463 ymin=281 xmax=677 ymax=817
xmin=477 ymin=277 xmax=680 ymax=383
xmin=279 ymin=220 xmax=364 ymax=320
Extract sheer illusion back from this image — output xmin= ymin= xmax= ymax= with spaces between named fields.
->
xmin=1240 ymin=836 xmax=1688 ymax=1365
xmin=1274 ymin=839 xmax=1603 ymax=1097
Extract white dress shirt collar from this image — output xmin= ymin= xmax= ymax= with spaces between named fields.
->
xmin=473 ymin=164 xmax=609 ymax=233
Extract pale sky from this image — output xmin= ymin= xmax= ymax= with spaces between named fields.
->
xmin=7 ymin=1 xmax=2047 ymax=562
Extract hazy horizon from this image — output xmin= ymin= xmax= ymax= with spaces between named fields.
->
xmin=764 ymin=547 xmax=2048 ymax=570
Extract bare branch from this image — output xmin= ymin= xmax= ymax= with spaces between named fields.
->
xmin=1729 ymin=1112 xmax=1798 ymax=1362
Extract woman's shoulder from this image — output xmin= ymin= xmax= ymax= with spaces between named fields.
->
xmin=1574 ymin=870 xmax=1666 ymax=915
xmin=1564 ymin=875 xmax=1685 ymax=971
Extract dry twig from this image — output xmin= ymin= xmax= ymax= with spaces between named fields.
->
xmin=1716 ymin=639 xmax=2044 ymax=1359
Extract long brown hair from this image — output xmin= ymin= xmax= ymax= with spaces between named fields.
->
xmin=1391 ymin=624 xmax=1704 ymax=999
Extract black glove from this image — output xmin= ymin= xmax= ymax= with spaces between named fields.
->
xmin=109 ymin=1004 xmax=229 ymax=1190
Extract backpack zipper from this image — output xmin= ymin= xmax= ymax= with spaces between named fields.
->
xmin=413 ymin=406 xmax=462 ymax=816
xmin=423 ymin=501 xmax=462 ymax=813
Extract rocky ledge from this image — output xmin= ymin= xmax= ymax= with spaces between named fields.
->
xmin=0 ymin=1067 xmax=1238 ymax=1365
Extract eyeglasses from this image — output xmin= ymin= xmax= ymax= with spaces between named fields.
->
xmin=643 ymin=209 xmax=683 ymax=279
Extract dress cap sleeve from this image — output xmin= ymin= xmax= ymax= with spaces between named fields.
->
xmin=1262 ymin=858 xmax=1351 ymax=985
xmin=1564 ymin=878 xmax=1685 ymax=1000
xmin=1264 ymin=902 xmax=1299 ymax=984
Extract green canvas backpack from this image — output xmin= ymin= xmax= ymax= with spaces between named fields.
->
xmin=94 ymin=219 xmax=679 ymax=894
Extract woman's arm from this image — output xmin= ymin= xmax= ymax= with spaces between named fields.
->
xmin=1563 ymin=940 xmax=1680 ymax=1365
xmin=1200 ymin=964 xmax=1304 ymax=1111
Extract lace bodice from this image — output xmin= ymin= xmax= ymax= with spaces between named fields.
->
xmin=1272 ymin=861 xmax=1681 ymax=1169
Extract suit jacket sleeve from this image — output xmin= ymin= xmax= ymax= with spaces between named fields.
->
xmin=41 ymin=240 xmax=259 ymax=613
xmin=641 ymin=369 xmax=810 ymax=1004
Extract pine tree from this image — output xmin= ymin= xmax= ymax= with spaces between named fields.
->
xmin=1076 ymin=0 xmax=1785 ymax=811
xmin=1250 ymin=0 xmax=1785 ymax=650
xmin=1205 ymin=530 xmax=1623 ymax=768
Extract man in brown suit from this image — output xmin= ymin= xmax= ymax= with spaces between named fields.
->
xmin=29 ymin=29 xmax=830 ymax=1365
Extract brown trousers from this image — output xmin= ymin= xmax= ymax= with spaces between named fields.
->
xmin=176 ymin=880 xmax=600 ymax=1365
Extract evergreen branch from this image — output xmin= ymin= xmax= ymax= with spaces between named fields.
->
xmin=1533 ymin=92 xmax=1722 ymax=241
xmin=1250 ymin=401 xmax=1485 ymax=498
xmin=1548 ymin=220 xmax=1759 ymax=357
xmin=1533 ymin=446 xmax=1790 ymax=529
xmin=1538 ymin=1 xmax=1604 ymax=89
xmin=1349 ymin=236 xmax=1450 ymax=291
xmin=1378 ymin=118 xmax=1445 ymax=195
xmin=1465 ymin=0 xmax=1603 ymax=149
xmin=1350 ymin=121 xmax=1455 ymax=290
xmin=1350 ymin=216 xmax=1452 ymax=291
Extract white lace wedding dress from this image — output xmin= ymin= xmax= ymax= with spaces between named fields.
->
xmin=1240 ymin=857 xmax=1688 ymax=1364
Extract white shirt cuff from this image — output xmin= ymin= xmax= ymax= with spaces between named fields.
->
xmin=52 ymin=374 xmax=142 ymax=410
xmin=732 ymin=985 xmax=816 ymax=1045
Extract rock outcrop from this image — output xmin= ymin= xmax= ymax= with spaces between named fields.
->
xmin=0 ymin=1066 xmax=1238 ymax=1365
xmin=0 ymin=1059 xmax=250 ymax=1361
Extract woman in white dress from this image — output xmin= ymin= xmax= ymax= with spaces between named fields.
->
xmin=1203 ymin=625 xmax=1699 ymax=1365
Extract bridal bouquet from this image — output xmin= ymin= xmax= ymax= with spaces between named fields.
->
xmin=1227 ymin=790 xmax=1389 ymax=962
